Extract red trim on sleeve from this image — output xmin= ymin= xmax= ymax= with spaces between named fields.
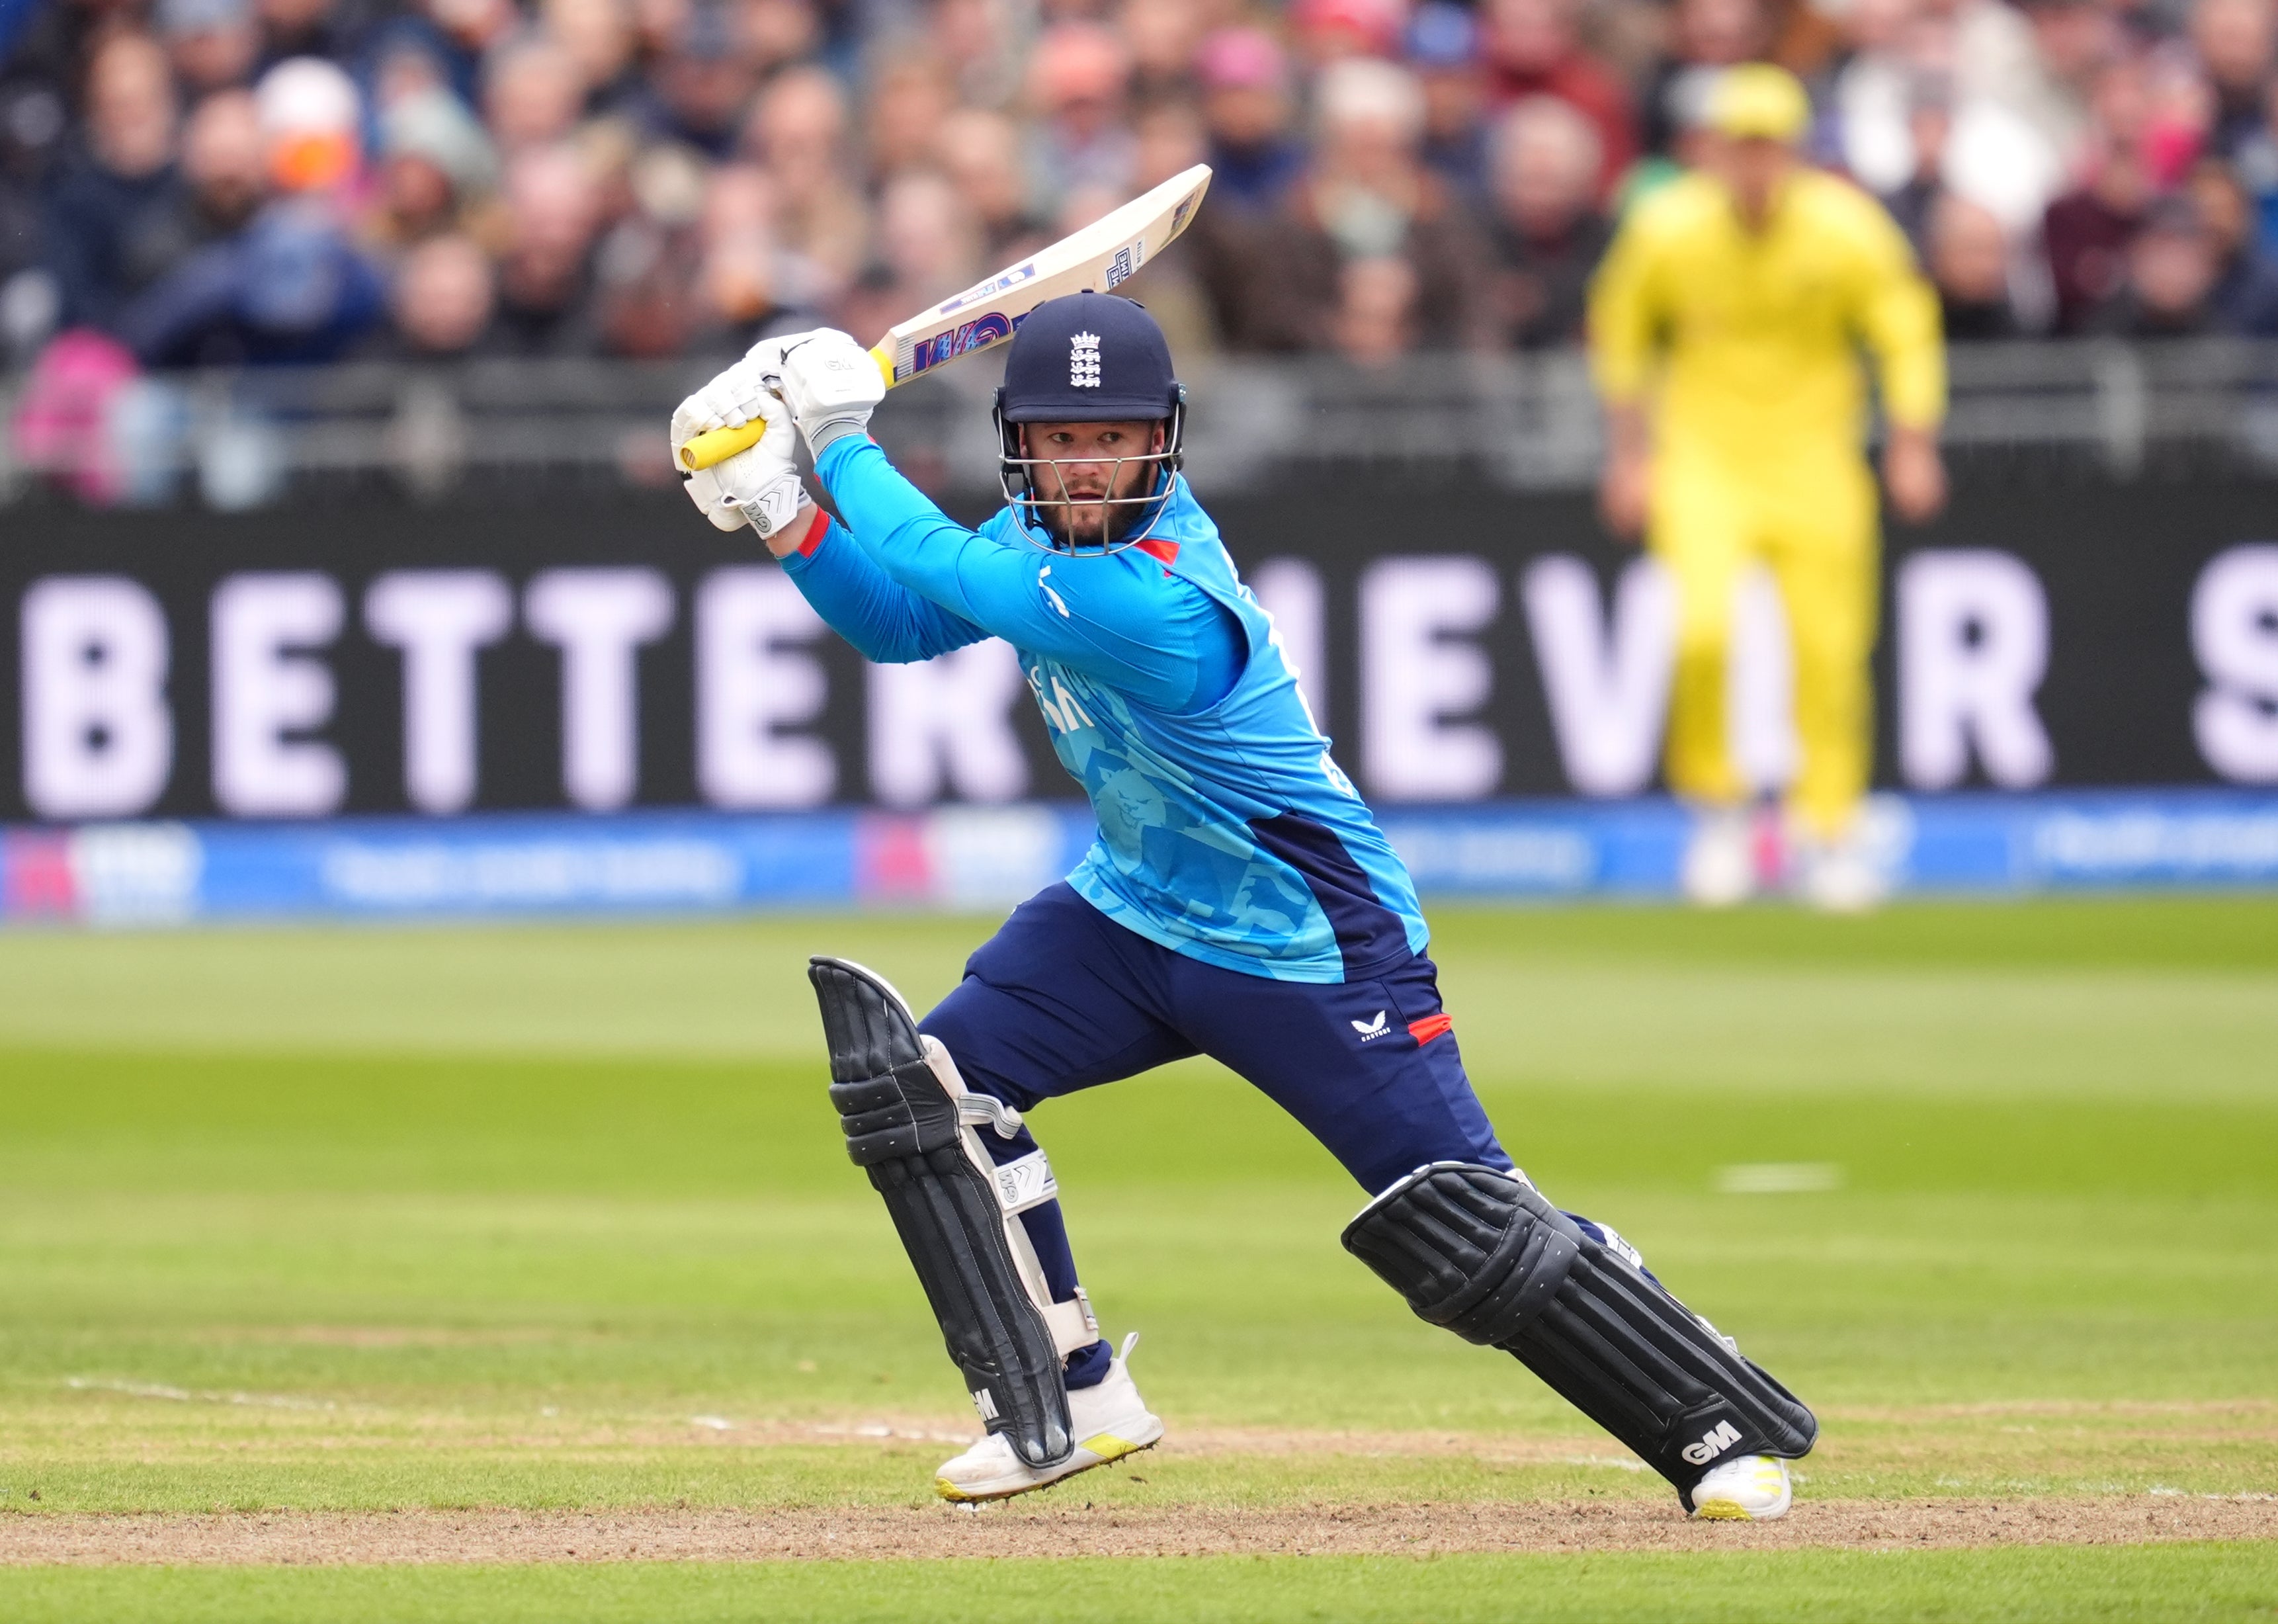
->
xmin=1134 ymin=536 xmax=1180 ymax=565
xmin=794 ymin=509 xmax=827 ymax=557
xmin=1407 ymin=1013 xmax=1454 ymax=1047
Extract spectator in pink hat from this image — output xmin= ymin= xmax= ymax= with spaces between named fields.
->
xmin=1480 ymin=0 xmax=1634 ymax=198
xmin=1197 ymin=26 xmax=1305 ymax=212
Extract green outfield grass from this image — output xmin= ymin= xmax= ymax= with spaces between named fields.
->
xmin=1 ymin=896 xmax=2274 ymax=1619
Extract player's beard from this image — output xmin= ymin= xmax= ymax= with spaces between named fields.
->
xmin=1033 ymin=466 xmax=1156 ymax=550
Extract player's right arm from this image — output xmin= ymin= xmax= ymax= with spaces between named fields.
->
xmin=777 ymin=509 xmax=993 ymax=664
xmin=775 ymin=330 xmax=1235 ymax=711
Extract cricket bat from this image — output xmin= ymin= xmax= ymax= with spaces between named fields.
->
xmin=677 ymin=163 xmax=1213 ymax=472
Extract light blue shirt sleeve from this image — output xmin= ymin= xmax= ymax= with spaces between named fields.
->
xmin=814 ymin=437 xmax=1241 ymax=712
xmin=780 ymin=515 xmax=989 ymax=664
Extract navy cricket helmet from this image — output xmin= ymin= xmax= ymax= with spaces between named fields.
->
xmin=994 ymin=292 xmax=1187 ymax=554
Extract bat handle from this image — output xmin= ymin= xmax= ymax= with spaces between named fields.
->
xmin=678 ymin=419 xmax=767 ymax=472
xmin=675 ymin=347 xmax=897 ymax=473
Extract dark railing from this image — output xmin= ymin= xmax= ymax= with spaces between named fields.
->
xmin=9 ymin=339 xmax=2278 ymax=510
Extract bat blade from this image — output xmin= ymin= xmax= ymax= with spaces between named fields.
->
xmin=874 ymin=162 xmax=1212 ymax=386
xmin=678 ymin=164 xmax=1212 ymax=472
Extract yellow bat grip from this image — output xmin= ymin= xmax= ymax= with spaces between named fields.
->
xmin=677 ymin=419 xmax=765 ymax=472
xmin=675 ymin=346 xmax=898 ymax=472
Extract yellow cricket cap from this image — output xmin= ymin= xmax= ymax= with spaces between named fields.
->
xmin=1707 ymin=64 xmax=1810 ymax=143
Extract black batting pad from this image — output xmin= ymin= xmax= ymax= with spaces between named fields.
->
xmin=1345 ymin=1162 xmax=1816 ymax=1500
xmin=809 ymin=957 xmax=1073 ymax=1471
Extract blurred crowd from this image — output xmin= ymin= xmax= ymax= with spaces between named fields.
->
xmin=7 ymin=0 xmax=2278 ymax=381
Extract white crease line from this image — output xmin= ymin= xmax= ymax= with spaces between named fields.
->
xmin=65 ymin=1376 xmax=337 ymax=1412
xmin=2149 ymin=1486 xmax=2278 ymax=1500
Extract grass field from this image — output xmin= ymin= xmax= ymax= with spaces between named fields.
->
xmin=1 ymin=896 xmax=2274 ymax=1620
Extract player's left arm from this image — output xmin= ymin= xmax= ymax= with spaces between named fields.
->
xmin=1847 ymin=196 xmax=1949 ymax=521
xmin=775 ymin=508 xmax=993 ymax=664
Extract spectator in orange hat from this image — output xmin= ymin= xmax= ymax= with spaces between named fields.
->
xmin=1481 ymin=0 xmax=1635 ymax=197
xmin=256 ymin=56 xmax=361 ymax=195
xmin=1195 ymin=26 xmax=1305 ymax=213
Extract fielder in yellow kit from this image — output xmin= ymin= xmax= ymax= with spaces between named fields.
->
xmin=1587 ymin=65 xmax=1947 ymax=910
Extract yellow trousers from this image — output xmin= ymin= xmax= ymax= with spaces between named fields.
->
xmin=1646 ymin=450 xmax=1879 ymax=841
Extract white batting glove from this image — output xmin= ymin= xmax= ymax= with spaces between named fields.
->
xmin=670 ymin=335 xmax=812 ymax=537
xmin=775 ymin=328 xmax=885 ymax=458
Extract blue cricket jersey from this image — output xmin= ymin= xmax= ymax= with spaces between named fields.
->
xmin=785 ymin=435 xmax=1429 ymax=984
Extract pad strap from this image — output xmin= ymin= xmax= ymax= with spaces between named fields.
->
xmin=1344 ymin=1162 xmax=1817 ymax=1500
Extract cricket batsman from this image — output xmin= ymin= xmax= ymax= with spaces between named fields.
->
xmin=670 ymin=291 xmax=1816 ymax=1517
xmin=1589 ymin=65 xmax=1948 ymax=910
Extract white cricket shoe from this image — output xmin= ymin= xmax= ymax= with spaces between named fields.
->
xmin=934 ymin=1334 xmax=1163 ymax=1502
xmin=1687 ymin=1453 xmax=1793 ymax=1520
xmin=1681 ymin=807 xmax=1756 ymax=908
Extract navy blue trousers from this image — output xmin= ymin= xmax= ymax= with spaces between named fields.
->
xmin=921 ymin=882 xmax=1514 ymax=1387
